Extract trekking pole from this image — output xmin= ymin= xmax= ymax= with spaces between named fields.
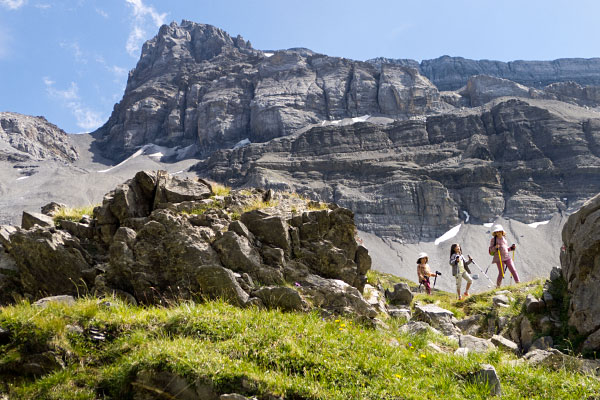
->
xmin=498 ymin=249 xmax=505 ymax=279
xmin=470 ymin=258 xmax=495 ymax=287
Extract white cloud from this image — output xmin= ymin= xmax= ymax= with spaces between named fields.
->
xmin=0 ymin=0 xmax=27 ymax=10
xmin=124 ymin=0 xmax=167 ymax=57
xmin=95 ymin=7 xmax=108 ymax=18
xmin=60 ymin=41 xmax=87 ymax=63
xmin=34 ymin=3 xmax=51 ymax=9
xmin=44 ymin=78 xmax=104 ymax=131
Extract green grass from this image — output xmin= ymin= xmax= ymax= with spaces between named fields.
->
xmin=1 ymin=299 xmax=598 ymax=399
xmin=52 ymin=205 xmax=98 ymax=223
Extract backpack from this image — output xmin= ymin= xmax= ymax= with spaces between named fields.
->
xmin=449 ymin=255 xmax=459 ymax=277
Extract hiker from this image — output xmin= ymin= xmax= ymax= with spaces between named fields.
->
xmin=417 ymin=252 xmax=437 ymax=295
xmin=489 ymin=224 xmax=520 ymax=287
xmin=449 ymin=243 xmax=473 ymax=300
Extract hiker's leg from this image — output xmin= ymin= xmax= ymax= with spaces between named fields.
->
xmin=464 ymin=272 xmax=473 ymax=294
xmin=504 ymin=259 xmax=520 ymax=283
xmin=456 ymin=273 xmax=462 ymax=298
xmin=423 ymin=278 xmax=431 ymax=295
xmin=496 ymin=262 xmax=503 ymax=287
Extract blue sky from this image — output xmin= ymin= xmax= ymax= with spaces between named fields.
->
xmin=1 ymin=0 xmax=599 ymax=133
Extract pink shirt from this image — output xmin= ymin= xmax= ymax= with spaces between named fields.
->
xmin=489 ymin=235 xmax=510 ymax=263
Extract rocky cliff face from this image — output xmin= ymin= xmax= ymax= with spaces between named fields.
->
xmin=94 ymin=21 xmax=448 ymax=162
xmin=560 ymin=193 xmax=600 ymax=351
xmin=0 ymin=112 xmax=78 ymax=162
xmin=370 ymin=56 xmax=600 ymax=91
xmin=194 ymin=98 xmax=600 ymax=241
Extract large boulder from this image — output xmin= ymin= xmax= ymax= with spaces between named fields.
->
xmin=253 ymin=286 xmax=309 ymax=312
xmin=298 ymin=274 xmax=376 ymax=318
xmin=413 ymin=303 xmax=461 ymax=337
xmin=384 ymin=282 xmax=413 ymax=306
xmin=4 ymin=226 xmax=89 ymax=297
xmin=459 ymin=335 xmax=496 ymax=353
xmin=21 ymin=211 xmax=55 ymax=230
xmin=196 ymin=266 xmax=249 ymax=307
xmin=560 ymin=192 xmax=600 ymax=348
xmin=213 ymin=231 xmax=262 ymax=273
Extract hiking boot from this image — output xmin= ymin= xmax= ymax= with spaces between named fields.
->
xmin=463 ymin=292 xmax=470 ymax=298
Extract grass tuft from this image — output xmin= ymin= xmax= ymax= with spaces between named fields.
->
xmin=53 ymin=205 xmax=98 ymax=223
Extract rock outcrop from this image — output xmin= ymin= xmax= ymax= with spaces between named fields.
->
xmin=94 ymin=21 xmax=448 ymax=162
xmin=561 ymin=192 xmax=600 ymax=348
xmin=194 ymin=98 xmax=600 ymax=240
xmin=0 ymin=170 xmax=376 ymax=318
xmin=0 ymin=112 xmax=78 ymax=162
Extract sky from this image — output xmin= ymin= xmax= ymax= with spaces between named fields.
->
xmin=1 ymin=0 xmax=599 ymax=133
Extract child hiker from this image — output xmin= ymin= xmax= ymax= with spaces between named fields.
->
xmin=449 ymin=243 xmax=473 ymax=300
xmin=489 ymin=224 xmax=520 ymax=287
xmin=417 ymin=252 xmax=437 ymax=295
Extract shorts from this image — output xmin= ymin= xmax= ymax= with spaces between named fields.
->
xmin=456 ymin=270 xmax=472 ymax=292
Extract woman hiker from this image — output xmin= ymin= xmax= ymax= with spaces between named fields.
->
xmin=489 ymin=224 xmax=520 ymax=288
xmin=449 ymin=243 xmax=473 ymax=300
xmin=417 ymin=252 xmax=437 ymax=295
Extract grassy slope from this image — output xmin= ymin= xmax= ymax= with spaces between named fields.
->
xmin=1 ymin=292 xmax=599 ymax=400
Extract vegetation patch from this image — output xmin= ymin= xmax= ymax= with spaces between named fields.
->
xmin=1 ymin=298 xmax=598 ymax=399
xmin=52 ymin=205 xmax=98 ymax=223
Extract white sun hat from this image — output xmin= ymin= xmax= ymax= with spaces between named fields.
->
xmin=492 ymin=224 xmax=505 ymax=233
xmin=417 ymin=252 xmax=428 ymax=262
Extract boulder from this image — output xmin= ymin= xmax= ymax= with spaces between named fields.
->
xmin=33 ymin=295 xmax=76 ymax=308
xmin=542 ymin=291 xmax=554 ymax=308
xmin=384 ymin=282 xmax=413 ymax=306
xmin=153 ymin=171 xmax=212 ymax=206
xmin=413 ymin=304 xmax=461 ymax=337
xmin=455 ymin=314 xmax=483 ymax=336
xmin=398 ymin=321 xmax=440 ymax=336
xmin=133 ymin=370 xmax=219 ymax=400
xmin=253 ymin=286 xmax=308 ymax=312
xmin=520 ymin=317 xmax=535 ymax=352
xmin=491 ymin=334 xmax=519 ymax=354
xmin=492 ymin=294 xmax=510 ymax=307
xmin=388 ymin=307 xmax=411 ymax=320
xmin=213 ymin=231 xmax=262 ymax=273
xmin=5 ymin=227 xmax=89 ymax=297
xmin=525 ymin=294 xmax=545 ymax=313
xmin=196 ymin=266 xmax=249 ymax=307
xmin=582 ymin=328 xmax=600 ymax=352
xmin=21 ymin=211 xmax=55 ymax=229
xmin=530 ymin=336 xmax=553 ymax=351
xmin=549 ymin=266 xmax=562 ymax=282
xmin=459 ymin=335 xmax=496 ymax=353
xmin=221 ymin=395 xmax=251 ymax=400
xmin=298 ymin=274 xmax=376 ymax=318
xmin=472 ymin=364 xmax=502 ymax=396
xmin=241 ymin=211 xmax=290 ymax=251
xmin=58 ymin=219 xmax=95 ymax=240
xmin=363 ymin=284 xmax=387 ymax=312
xmin=40 ymin=202 xmax=67 ymax=216
xmin=228 ymin=220 xmax=254 ymax=240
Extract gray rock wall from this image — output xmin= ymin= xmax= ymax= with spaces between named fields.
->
xmin=194 ymin=99 xmax=600 ymax=241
